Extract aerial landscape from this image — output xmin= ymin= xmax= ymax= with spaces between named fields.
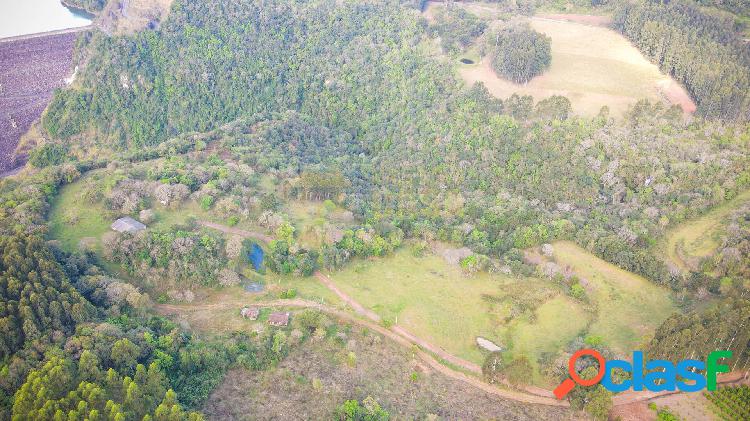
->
xmin=0 ymin=0 xmax=749 ymax=420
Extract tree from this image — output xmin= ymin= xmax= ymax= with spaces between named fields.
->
xmin=431 ymin=7 xmax=487 ymax=53
xmin=491 ymin=25 xmax=551 ymax=83
xmin=111 ymin=339 xmax=139 ymax=372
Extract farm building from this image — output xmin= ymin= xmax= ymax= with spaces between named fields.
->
xmin=268 ymin=312 xmax=290 ymax=327
xmin=111 ymin=217 xmax=146 ymax=234
xmin=240 ymin=306 xmax=260 ymax=320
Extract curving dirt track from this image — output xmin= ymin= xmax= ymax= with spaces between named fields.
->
xmin=156 ymin=298 xmax=569 ymax=407
xmin=195 ymin=220 xmax=747 ymax=410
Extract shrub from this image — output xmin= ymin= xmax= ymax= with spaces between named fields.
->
xmin=29 ymin=143 xmax=68 ymax=168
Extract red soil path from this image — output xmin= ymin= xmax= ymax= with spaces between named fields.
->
xmin=197 ymin=220 xmax=746 ymax=410
xmin=156 ymin=298 xmax=569 ymax=407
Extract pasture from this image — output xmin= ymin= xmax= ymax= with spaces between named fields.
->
xmin=458 ymin=16 xmax=695 ymax=117
xmin=325 ymin=248 xmax=591 ymax=374
xmin=662 ymin=190 xmax=750 ymax=272
xmin=551 ymin=241 xmax=676 ymax=354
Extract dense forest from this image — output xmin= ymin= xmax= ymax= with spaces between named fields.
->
xmin=40 ymin=0 xmax=750 ymax=292
xmin=489 ymin=25 xmax=552 ymax=83
xmin=2 ymin=0 xmax=750 ymax=417
xmin=430 ymin=6 xmax=488 ymax=53
xmin=613 ymin=0 xmax=750 ymax=120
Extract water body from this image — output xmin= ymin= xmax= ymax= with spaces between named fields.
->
xmin=0 ymin=0 xmax=93 ymax=39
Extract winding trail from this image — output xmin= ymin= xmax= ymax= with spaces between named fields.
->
xmin=156 ymin=298 xmax=568 ymax=407
xmin=195 ymin=220 xmax=747 ymax=409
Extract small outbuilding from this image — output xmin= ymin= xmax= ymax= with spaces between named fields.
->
xmin=268 ymin=312 xmax=290 ymax=327
xmin=111 ymin=217 xmax=146 ymax=234
xmin=476 ymin=337 xmax=503 ymax=353
xmin=240 ymin=306 xmax=260 ymax=320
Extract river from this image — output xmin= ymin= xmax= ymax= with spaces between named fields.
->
xmin=0 ymin=0 xmax=93 ymax=39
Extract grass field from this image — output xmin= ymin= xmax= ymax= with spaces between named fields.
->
xmin=48 ymin=177 xmax=113 ymax=253
xmin=662 ymin=190 xmax=750 ymax=272
xmin=458 ymin=16 xmax=695 ymax=117
xmin=551 ymin=241 xmax=676 ymax=354
xmin=48 ymin=171 xmax=213 ymax=253
xmin=506 ymin=295 xmax=589 ymax=363
xmin=325 ymin=248 xmax=593 ymax=373
xmin=326 ymin=249 xmax=506 ymax=364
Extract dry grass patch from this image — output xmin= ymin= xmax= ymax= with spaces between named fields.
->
xmin=202 ymin=323 xmax=574 ymax=420
xmin=459 ymin=17 xmax=695 ymax=117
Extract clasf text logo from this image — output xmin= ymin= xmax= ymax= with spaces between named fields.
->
xmin=553 ymin=349 xmax=733 ymax=399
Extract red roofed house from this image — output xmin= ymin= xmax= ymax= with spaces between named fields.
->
xmin=240 ymin=306 xmax=260 ymax=320
xmin=268 ymin=312 xmax=290 ymax=327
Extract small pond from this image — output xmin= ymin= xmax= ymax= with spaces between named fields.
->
xmin=248 ymin=243 xmax=264 ymax=271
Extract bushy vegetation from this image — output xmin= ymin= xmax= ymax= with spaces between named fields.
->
xmin=63 ymin=0 xmax=107 ymax=13
xmin=647 ymin=297 xmax=749 ymax=368
xmin=490 ymin=25 xmax=552 ymax=83
xmin=335 ymin=397 xmax=390 ymax=421
xmin=702 ymin=204 xmax=750 ymax=282
xmin=613 ymin=0 xmax=750 ymax=120
xmin=430 ymin=6 xmax=487 ymax=53
xmin=705 ymin=385 xmax=750 ymax=421
xmin=0 ymin=233 xmax=94 ymax=360
xmin=41 ymin=0 xmax=750 ymax=294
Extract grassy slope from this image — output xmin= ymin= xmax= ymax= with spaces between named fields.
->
xmin=48 ymin=177 xmax=112 ymax=253
xmin=506 ymin=295 xmax=589 ymax=363
xmin=326 ymin=249 xmax=504 ymax=364
xmin=326 ymin=248 xmax=590 ymax=371
xmin=662 ymin=190 xmax=750 ymax=271
xmin=552 ymin=241 xmax=676 ymax=354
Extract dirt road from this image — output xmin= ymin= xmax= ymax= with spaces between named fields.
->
xmin=195 ymin=220 xmax=746 ymax=409
xmin=314 ymin=271 xmax=484 ymax=373
xmin=156 ymin=298 xmax=569 ymax=407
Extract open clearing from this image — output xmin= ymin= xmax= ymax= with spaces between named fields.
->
xmin=662 ymin=190 xmax=750 ymax=272
xmin=325 ymin=249 xmax=507 ymax=365
xmin=325 ymin=248 xmax=592 ymax=379
xmin=458 ymin=16 xmax=696 ymax=117
xmin=551 ymin=241 xmax=676 ymax=355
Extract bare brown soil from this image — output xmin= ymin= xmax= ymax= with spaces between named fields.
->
xmin=201 ymin=320 xmax=576 ymax=420
xmin=608 ymin=402 xmax=654 ymax=421
xmin=0 ymin=31 xmax=80 ymax=171
xmin=656 ymin=79 xmax=698 ymax=114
